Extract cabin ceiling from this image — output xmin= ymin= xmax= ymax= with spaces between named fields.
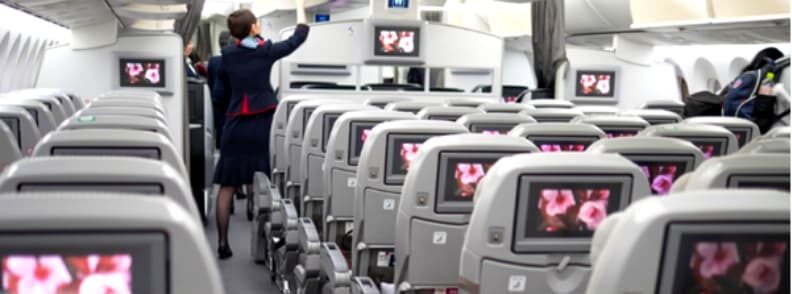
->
xmin=1 ymin=0 xmax=194 ymax=30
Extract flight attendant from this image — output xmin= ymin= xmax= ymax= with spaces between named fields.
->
xmin=214 ymin=1 xmax=309 ymax=259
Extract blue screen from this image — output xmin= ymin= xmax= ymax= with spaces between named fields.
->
xmin=315 ymin=14 xmax=330 ymax=23
xmin=388 ymin=0 xmax=409 ymax=8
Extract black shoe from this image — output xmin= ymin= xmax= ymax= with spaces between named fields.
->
xmin=218 ymin=244 xmax=233 ymax=260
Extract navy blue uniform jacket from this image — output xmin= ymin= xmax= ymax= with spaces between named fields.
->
xmin=219 ymin=24 xmax=309 ymax=116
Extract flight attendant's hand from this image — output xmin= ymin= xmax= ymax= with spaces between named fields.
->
xmin=295 ymin=0 xmax=307 ymax=24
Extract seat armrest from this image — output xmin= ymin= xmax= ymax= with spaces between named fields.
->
xmin=280 ymin=199 xmax=299 ymax=231
xmin=299 ymin=218 xmax=321 ymax=254
xmin=320 ymin=242 xmax=351 ymax=286
xmin=352 ymin=277 xmax=381 ymax=294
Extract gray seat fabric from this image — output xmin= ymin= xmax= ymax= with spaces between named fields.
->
xmin=0 ymin=105 xmax=41 ymax=156
xmin=457 ymin=113 xmax=537 ymax=135
xmin=509 ymin=122 xmax=606 ymax=152
xmin=621 ymin=109 xmax=682 ymax=125
xmin=587 ymin=136 xmax=705 ymax=196
xmin=416 ymin=106 xmax=484 ymax=122
xmin=271 ymin=95 xmax=315 ymax=192
xmin=394 ymin=134 xmax=539 ymax=292
xmin=33 ymin=129 xmax=187 ymax=178
xmin=0 ymin=123 xmax=21 ymax=171
xmin=383 ymin=101 xmax=440 ymax=114
xmin=0 ymin=156 xmax=200 ymax=221
xmin=520 ymin=108 xmax=584 ymax=123
xmin=586 ymin=190 xmax=789 ymax=294
xmin=352 ymin=120 xmax=468 ymax=284
xmin=478 ymin=103 xmax=534 ymax=114
xmin=0 ymin=193 xmax=224 ymax=294
xmin=527 ymin=99 xmax=575 ymax=109
xmin=0 ymin=98 xmax=58 ymax=136
xmin=683 ymin=116 xmax=761 ymax=148
xmin=458 ymin=153 xmax=650 ymax=293
xmin=737 ymin=137 xmax=790 ymax=154
xmin=572 ymin=115 xmax=650 ymax=139
xmin=58 ymin=114 xmax=172 ymax=140
xmin=638 ymin=123 xmax=739 ymax=159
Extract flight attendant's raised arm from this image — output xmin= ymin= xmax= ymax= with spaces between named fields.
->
xmin=269 ymin=0 xmax=310 ymax=59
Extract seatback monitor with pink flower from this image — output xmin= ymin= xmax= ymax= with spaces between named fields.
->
xmin=529 ymin=136 xmax=600 ymax=153
xmin=0 ymin=232 xmax=167 ymax=294
xmin=435 ymin=151 xmax=518 ymax=213
xmin=657 ymin=223 xmax=789 ymax=294
xmin=348 ymin=121 xmax=379 ymax=165
xmin=629 ymin=155 xmax=695 ymax=196
xmin=682 ymin=137 xmax=727 ymax=159
xmin=119 ymin=58 xmax=165 ymax=88
xmin=385 ymin=133 xmax=437 ymax=185
xmin=470 ymin=123 xmax=515 ymax=135
xmin=512 ymin=174 xmax=633 ymax=253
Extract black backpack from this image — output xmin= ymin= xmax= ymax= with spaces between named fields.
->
xmin=683 ymin=91 xmax=723 ymax=118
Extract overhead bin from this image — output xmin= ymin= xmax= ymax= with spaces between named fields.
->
xmin=565 ymin=0 xmax=632 ymax=34
xmin=114 ymin=3 xmax=189 ymax=20
xmin=711 ymin=0 xmax=790 ymax=18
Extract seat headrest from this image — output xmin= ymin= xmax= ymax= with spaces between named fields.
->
xmin=478 ymin=103 xmax=534 ymax=113
xmin=325 ymin=111 xmax=416 ymax=167
xmin=587 ymin=189 xmax=789 ymax=294
xmin=638 ymin=123 xmax=738 ymax=158
xmin=0 ymin=193 xmax=222 ymax=294
xmin=520 ymin=108 xmax=584 ymax=122
xmin=416 ymin=106 xmax=483 ymax=121
xmin=0 ymin=156 xmax=198 ymax=220
xmin=621 ymin=109 xmax=682 ymax=125
xmin=683 ymin=116 xmax=760 ymax=146
xmin=364 ymin=96 xmax=412 ymax=108
xmin=0 ymin=123 xmax=21 ymax=170
xmin=0 ymin=105 xmax=42 ymax=155
xmin=59 ymin=114 xmax=172 ymax=140
xmin=681 ymin=153 xmax=790 ymax=191
xmin=738 ymin=137 xmax=790 ymax=154
xmin=527 ymin=99 xmax=575 ymax=109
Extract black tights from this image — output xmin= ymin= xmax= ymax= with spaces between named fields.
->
xmin=215 ymin=186 xmax=236 ymax=247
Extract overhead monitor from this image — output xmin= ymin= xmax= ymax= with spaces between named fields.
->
xmin=674 ymin=136 xmax=728 ymax=159
xmin=348 ymin=121 xmax=379 ymax=166
xmin=657 ymin=223 xmax=789 ymax=294
xmin=512 ymin=175 xmax=632 ymax=253
xmin=628 ymin=155 xmax=694 ymax=196
xmin=728 ymin=175 xmax=791 ymax=192
xmin=435 ymin=151 xmax=516 ymax=213
xmin=569 ymin=67 xmax=620 ymax=104
xmin=384 ymin=133 xmax=437 ymax=185
xmin=528 ymin=136 xmax=600 ymax=153
xmin=51 ymin=147 xmax=162 ymax=160
xmin=0 ymin=232 xmax=167 ymax=294
xmin=322 ymin=113 xmax=341 ymax=152
xmin=18 ymin=183 xmax=164 ymax=195
xmin=365 ymin=20 xmax=425 ymax=65
xmin=119 ymin=58 xmax=166 ymax=88
xmin=0 ymin=117 xmax=20 ymax=149
xmin=470 ymin=123 xmax=516 ymax=135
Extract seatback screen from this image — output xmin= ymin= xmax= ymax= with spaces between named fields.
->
xmin=24 ymin=108 xmax=38 ymax=126
xmin=601 ymin=128 xmax=641 ymax=139
xmin=635 ymin=161 xmax=688 ymax=195
xmin=384 ymin=133 xmax=435 ymax=185
xmin=435 ymin=151 xmax=517 ymax=213
xmin=731 ymin=128 xmax=751 ymax=147
xmin=728 ymin=175 xmax=791 ymax=192
xmin=0 ymin=232 xmax=167 ymax=294
xmin=576 ymin=70 xmax=616 ymax=98
xmin=374 ymin=26 xmax=419 ymax=57
xmin=657 ymin=223 xmax=789 ymax=294
xmin=51 ymin=147 xmax=161 ymax=160
xmin=322 ymin=114 xmax=340 ymax=152
xmin=683 ymin=137 xmax=727 ymax=159
xmin=470 ymin=123 xmax=515 ymax=135
xmin=348 ymin=121 xmax=379 ymax=166
xmin=530 ymin=136 xmax=598 ymax=153
xmin=119 ymin=58 xmax=165 ymax=88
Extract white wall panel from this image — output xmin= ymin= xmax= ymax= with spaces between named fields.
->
xmin=36 ymin=33 xmax=186 ymax=154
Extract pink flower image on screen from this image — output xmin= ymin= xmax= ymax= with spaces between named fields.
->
xmin=378 ymin=31 xmax=399 ymax=53
xmin=3 ymin=254 xmax=132 ymax=294
xmin=595 ymin=74 xmax=611 ymax=95
xmin=698 ymin=144 xmax=716 ymax=159
xmin=579 ymin=74 xmax=597 ymax=95
xmin=606 ymin=131 xmax=637 ymax=139
xmin=144 ymin=63 xmax=160 ymax=84
xmin=397 ymin=31 xmax=414 ymax=53
xmin=400 ymin=143 xmax=423 ymax=171
xmin=454 ymin=163 xmax=487 ymax=198
xmin=537 ymin=188 xmax=611 ymax=233
xmin=540 ymin=189 xmax=576 ymax=216
xmin=688 ymin=241 xmax=787 ymax=293
xmin=124 ymin=63 xmax=144 ymax=85
xmin=540 ymin=144 xmax=587 ymax=152
xmin=503 ymin=96 xmax=519 ymax=104
xmin=639 ymin=164 xmax=679 ymax=195
xmin=360 ymin=129 xmax=372 ymax=143
xmin=481 ymin=130 xmax=502 ymax=135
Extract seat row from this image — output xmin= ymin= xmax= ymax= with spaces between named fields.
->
xmin=252 ymin=95 xmax=790 ymax=294
xmin=0 ymin=89 xmax=223 ymax=293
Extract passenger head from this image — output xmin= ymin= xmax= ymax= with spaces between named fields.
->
xmin=742 ymin=47 xmax=784 ymax=73
xmin=184 ymin=41 xmax=194 ymax=57
xmin=218 ymin=31 xmax=232 ymax=48
xmin=228 ymin=9 xmax=259 ymax=39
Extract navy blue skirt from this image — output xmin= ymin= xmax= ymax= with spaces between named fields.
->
xmin=213 ymin=111 xmax=273 ymax=186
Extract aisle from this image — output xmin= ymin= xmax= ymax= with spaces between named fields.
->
xmin=205 ymin=190 xmax=281 ymax=294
